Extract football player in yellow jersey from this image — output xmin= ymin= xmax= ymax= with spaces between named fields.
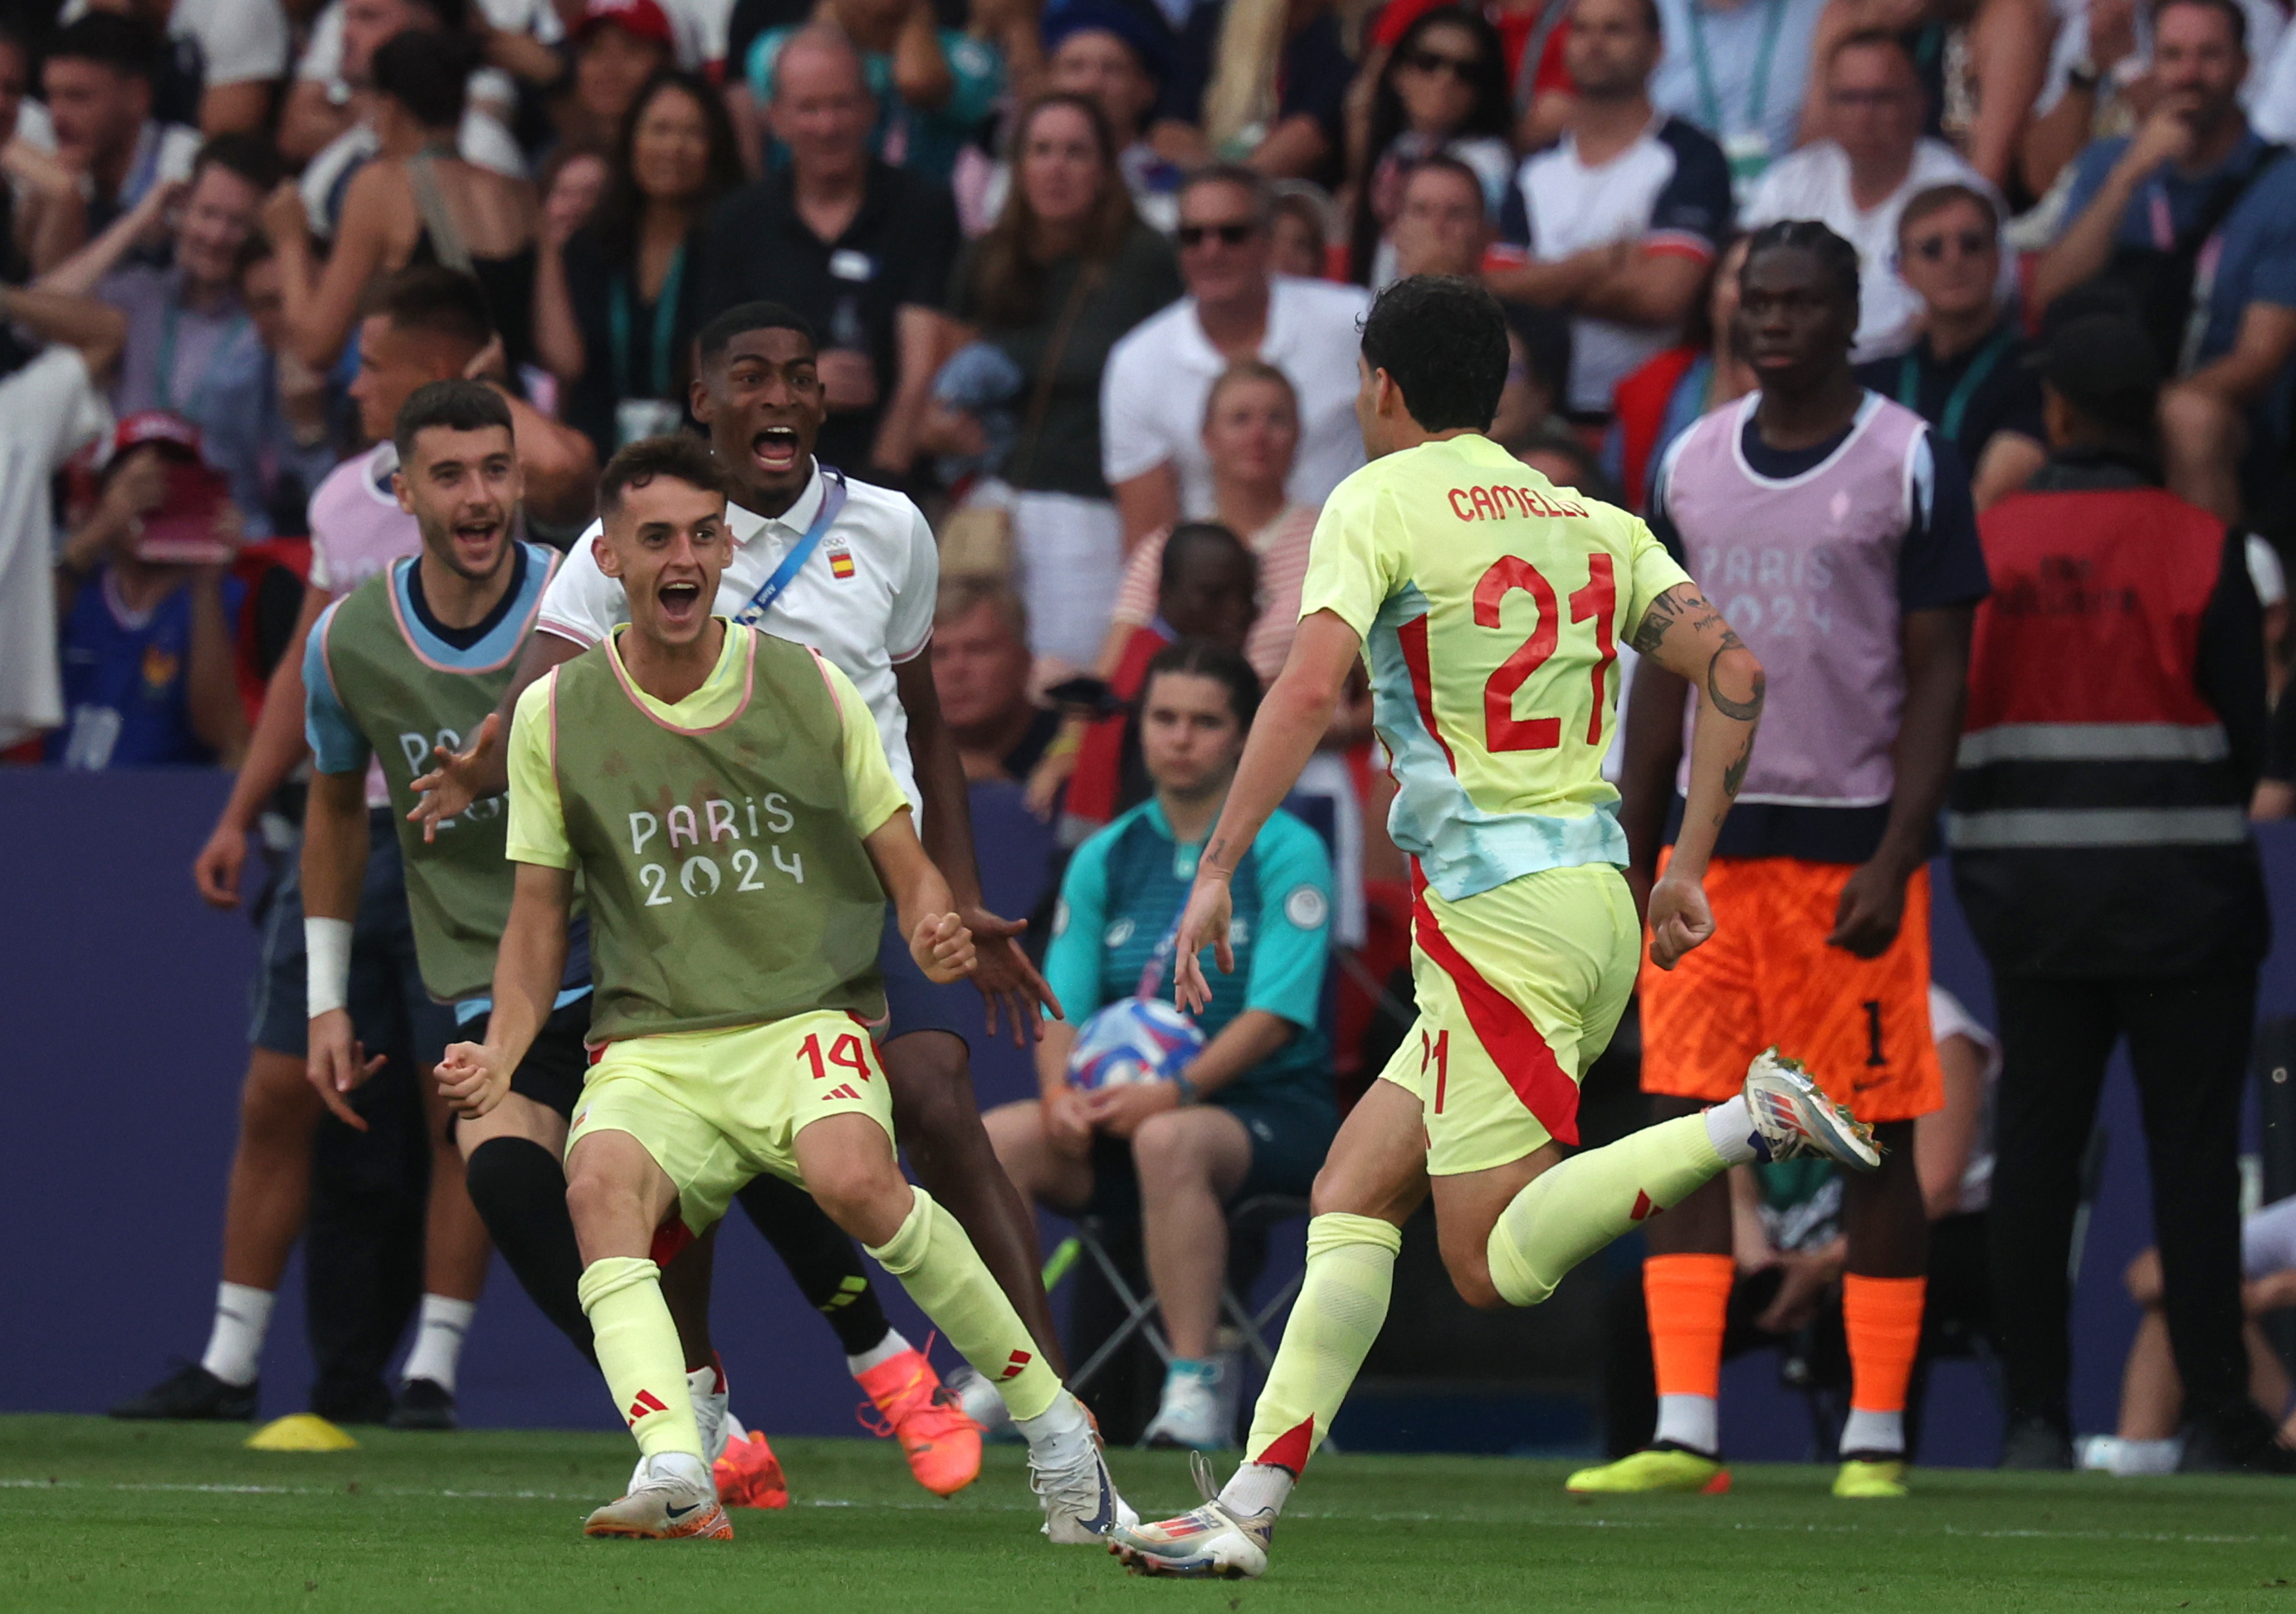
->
xmin=1106 ymin=276 xmax=1883 ymax=1579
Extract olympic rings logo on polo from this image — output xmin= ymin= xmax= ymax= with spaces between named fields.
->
xmin=1447 ymin=483 xmax=1591 ymax=522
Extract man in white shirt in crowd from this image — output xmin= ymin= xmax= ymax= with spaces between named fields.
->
xmin=39 ymin=12 xmax=201 ymax=239
xmin=1100 ymin=164 xmax=1370 ymax=545
xmin=1650 ymin=0 xmax=1829 ymax=200
xmin=1488 ymin=0 xmax=1735 ymax=421
xmin=0 ymin=286 xmax=125 ymax=751
xmin=51 ymin=0 xmax=290 ymax=136
xmin=1742 ymin=28 xmax=2003 ymax=360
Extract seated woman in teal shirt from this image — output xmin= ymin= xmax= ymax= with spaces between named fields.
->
xmin=985 ymin=640 xmax=1337 ymax=1451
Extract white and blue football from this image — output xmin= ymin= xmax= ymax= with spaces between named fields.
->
xmin=1066 ymin=997 xmax=1205 ymax=1091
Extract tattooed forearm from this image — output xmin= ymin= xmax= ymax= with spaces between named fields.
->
xmin=1706 ymin=649 xmax=1765 ymax=721
xmin=1628 ymin=587 xmax=1710 ymax=656
xmin=1722 ymin=741 xmax=1751 ymax=798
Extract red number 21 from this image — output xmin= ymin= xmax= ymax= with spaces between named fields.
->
xmin=1473 ymin=554 xmax=1617 ymax=752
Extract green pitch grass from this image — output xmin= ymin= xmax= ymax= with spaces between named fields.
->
xmin=4 ymin=1416 xmax=2294 ymax=1614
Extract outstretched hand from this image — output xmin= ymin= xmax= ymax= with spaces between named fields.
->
xmin=960 ymin=904 xmax=1063 ymax=1044
xmin=408 ymin=712 xmax=501 ymax=841
xmin=1170 ymin=875 xmax=1234 ymax=1015
xmin=306 ymin=1008 xmax=385 ymax=1132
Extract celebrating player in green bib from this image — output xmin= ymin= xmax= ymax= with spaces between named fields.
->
xmin=437 ymin=436 xmax=1127 ymax=1543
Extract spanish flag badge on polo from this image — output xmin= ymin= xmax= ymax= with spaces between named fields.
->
xmin=828 ymin=545 xmax=855 ymax=579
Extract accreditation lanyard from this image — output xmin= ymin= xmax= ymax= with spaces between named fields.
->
xmin=733 ymin=467 xmax=849 ymax=627
xmin=608 ymin=243 xmax=686 ymax=401
xmin=154 ymin=296 xmax=248 ymax=417
xmin=1898 ymin=327 xmax=2013 ymax=446
xmin=1687 ymin=0 xmax=1788 ymax=139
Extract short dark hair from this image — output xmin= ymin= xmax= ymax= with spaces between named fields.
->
xmin=370 ymin=265 xmax=495 ymax=352
xmin=394 ymin=378 xmax=513 ymax=463
xmin=2153 ymin=0 xmax=2247 ymax=48
xmin=599 ymin=433 xmax=730 ymax=517
xmin=46 ymin=12 xmax=159 ymax=78
xmin=193 ymin=132 xmax=281 ymax=195
xmin=1361 ymin=274 xmax=1508 ymax=433
xmin=1403 ymin=153 xmax=1488 ymax=217
xmin=697 ymin=301 xmax=819 ymax=366
xmin=1827 ymin=26 xmax=1919 ymax=74
xmin=1897 ymin=182 xmax=1999 ymax=247
xmin=1160 ymin=521 xmax=1255 ymax=594
xmin=1743 ymin=218 xmax=1862 ymax=315
xmin=371 ymin=27 xmax=475 ymax=130
xmin=1144 ymin=638 xmax=1263 ymax=731
xmin=1180 ymin=164 xmax=1276 ymax=228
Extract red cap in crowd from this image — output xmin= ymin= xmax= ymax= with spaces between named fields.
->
xmin=111 ymin=409 xmax=203 ymax=462
xmin=578 ymin=0 xmax=674 ymax=47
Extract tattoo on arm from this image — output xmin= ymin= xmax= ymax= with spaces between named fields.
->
xmin=1706 ymin=650 xmax=1765 ymax=722
xmin=1628 ymin=587 xmax=1710 ymax=656
xmin=1722 ymin=741 xmax=1751 ymax=798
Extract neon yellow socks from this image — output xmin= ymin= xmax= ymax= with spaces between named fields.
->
xmin=1238 ymin=1213 xmax=1401 ymax=1477
xmin=865 ymin=1186 xmax=1059 ymax=1422
xmin=1486 ymin=1114 xmax=1727 ymax=1307
xmin=579 ymin=1255 xmax=703 ymax=1460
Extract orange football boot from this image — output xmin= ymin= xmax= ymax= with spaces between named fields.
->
xmin=856 ymin=1347 xmax=983 ymax=1497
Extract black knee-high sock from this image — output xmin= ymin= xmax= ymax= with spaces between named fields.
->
xmin=735 ymin=1174 xmax=893 ymax=1359
xmin=464 ymin=1137 xmax=594 ymax=1364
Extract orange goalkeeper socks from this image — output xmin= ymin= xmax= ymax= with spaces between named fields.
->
xmin=1840 ymin=1273 xmax=1926 ymax=1456
xmin=1645 ymin=1253 xmax=1733 ymax=1453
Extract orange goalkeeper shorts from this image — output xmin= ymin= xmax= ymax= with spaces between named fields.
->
xmin=1637 ymin=852 xmax=1942 ymax=1124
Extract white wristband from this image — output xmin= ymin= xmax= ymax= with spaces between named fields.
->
xmin=305 ymin=917 xmax=354 ymax=1019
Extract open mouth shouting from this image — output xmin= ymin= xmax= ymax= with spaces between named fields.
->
xmin=751 ymin=425 xmax=803 ymax=478
xmin=657 ymin=575 xmax=706 ymax=628
xmin=449 ymin=509 xmax=506 ymax=572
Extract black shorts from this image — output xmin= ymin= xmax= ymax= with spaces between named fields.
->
xmin=452 ymin=995 xmax=594 ymax=1120
xmin=247 ymin=810 xmax=457 ymax=1064
xmin=877 ymin=904 xmax=975 ymax=1045
xmin=1082 ymin=1090 xmax=1339 ymax=1220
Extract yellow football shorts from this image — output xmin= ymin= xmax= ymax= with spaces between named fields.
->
xmin=1377 ymin=863 xmax=1639 ymax=1176
xmin=565 ymin=1010 xmax=894 ymax=1234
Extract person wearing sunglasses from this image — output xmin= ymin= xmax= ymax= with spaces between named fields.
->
xmin=1741 ymin=29 xmax=2005 ymax=362
xmin=1348 ymin=7 xmax=1515 ymax=287
xmin=1102 ymin=164 xmax=1370 ymax=549
xmin=1854 ymin=183 xmax=2044 ymax=510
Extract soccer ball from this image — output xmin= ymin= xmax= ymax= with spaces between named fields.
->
xmin=1067 ymin=997 xmax=1204 ymax=1091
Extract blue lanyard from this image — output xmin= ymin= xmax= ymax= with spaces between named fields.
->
xmin=1898 ymin=327 xmax=2014 ymax=445
xmin=1686 ymin=0 xmax=1787 ymax=135
xmin=608 ymin=243 xmax=686 ymax=400
xmin=734 ymin=467 xmax=848 ymax=626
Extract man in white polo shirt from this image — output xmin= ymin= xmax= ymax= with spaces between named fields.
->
xmin=1742 ymin=28 xmax=2005 ymax=360
xmin=413 ymin=300 xmax=1072 ymax=1380
xmin=1488 ymin=0 xmax=1736 ymax=420
xmin=1100 ymin=164 xmax=1370 ymax=545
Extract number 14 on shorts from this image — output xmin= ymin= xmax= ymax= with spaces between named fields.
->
xmin=800 ymin=1029 xmax=877 ymax=1101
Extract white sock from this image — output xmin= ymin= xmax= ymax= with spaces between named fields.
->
xmin=1012 ymin=1388 xmax=1087 ymax=1454
xmin=199 ymin=1283 xmax=275 ymax=1387
xmin=1655 ymin=1393 xmax=1720 ymax=1455
xmin=400 ymin=1294 xmax=476 ymax=1393
xmin=642 ymin=1449 xmax=712 ymax=1487
xmin=846 ymin=1327 xmax=912 ymax=1377
xmin=1839 ymin=1407 xmax=1904 ymax=1457
xmin=1219 ymin=1462 xmax=1294 ymax=1518
xmin=2110 ymin=1435 xmax=2182 ymax=1476
xmin=1703 ymin=1097 xmax=1759 ymax=1166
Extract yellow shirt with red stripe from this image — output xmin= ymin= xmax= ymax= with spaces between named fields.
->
xmin=1299 ymin=432 xmax=1690 ymax=902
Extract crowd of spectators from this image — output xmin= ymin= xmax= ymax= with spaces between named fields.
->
xmin=6 ymin=0 xmax=2296 ymax=1461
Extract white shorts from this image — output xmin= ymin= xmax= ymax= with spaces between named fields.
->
xmin=2243 ymin=1194 xmax=2296 ymax=1279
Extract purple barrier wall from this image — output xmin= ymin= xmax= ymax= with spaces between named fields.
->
xmin=3 ymin=764 xmax=2290 ymax=1458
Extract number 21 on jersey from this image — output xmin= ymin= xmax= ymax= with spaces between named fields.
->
xmin=1474 ymin=553 xmax=1618 ymax=752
